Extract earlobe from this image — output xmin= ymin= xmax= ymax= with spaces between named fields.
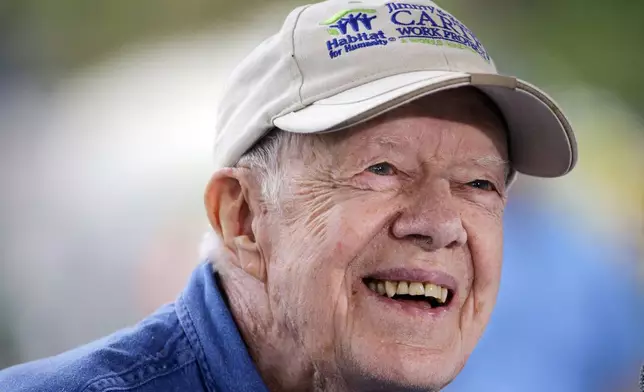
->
xmin=204 ymin=169 xmax=267 ymax=282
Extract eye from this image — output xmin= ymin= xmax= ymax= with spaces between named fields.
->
xmin=467 ymin=179 xmax=496 ymax=192
xmin=366 ymin=162 xmax=396 ymax=176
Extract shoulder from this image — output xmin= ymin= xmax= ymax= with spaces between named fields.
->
xmin=0 ymin=303 xmax=204 ymax=392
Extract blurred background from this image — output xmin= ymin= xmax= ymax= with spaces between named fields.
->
xmin=0 ymin=0 xmax=642 ymax=391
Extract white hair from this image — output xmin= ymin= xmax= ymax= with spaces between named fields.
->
xmin=201 ymin=129 xmax=296 ymax=270
xmin=236 ymin=128 xmax=292 ymax=207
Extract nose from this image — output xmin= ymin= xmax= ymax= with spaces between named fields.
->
xmin=390 ymin=180 xmax=467 ymax=251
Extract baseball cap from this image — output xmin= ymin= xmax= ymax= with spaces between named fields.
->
xmin=214 ymin=0 xmax=577 ymax=178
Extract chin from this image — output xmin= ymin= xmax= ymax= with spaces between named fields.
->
xmin=338 ymin=338 xmax=466 ymax=392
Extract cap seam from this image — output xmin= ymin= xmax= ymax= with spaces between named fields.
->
xmin=274 ymin=67 xmax=457 ymax=121
xmin=440 ymin=43 xmax=453 ymax=71
xmin=303 ymin=66 xmax=455 ymax=106
xmin=313 ymin=74 xmax=451 ymax=106
xmin=290 ymin=4 xmax=313 ymax=108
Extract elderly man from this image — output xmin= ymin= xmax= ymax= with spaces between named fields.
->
xmin=0 ymin=0 xmax=577 ymax=391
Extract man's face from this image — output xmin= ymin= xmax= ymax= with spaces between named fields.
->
xmin=257 ymin=88 xmax=508 ymax=391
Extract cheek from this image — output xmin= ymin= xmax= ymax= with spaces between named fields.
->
xmin=266 ymin=194 xmax=400 ymax=349
xmin=462 ymin=208 xmax=504 ymax=335
xmin=471 ymin=226 xmax=503 ymax=295
xmin=466 ymin=204 xmax=504 ymax=284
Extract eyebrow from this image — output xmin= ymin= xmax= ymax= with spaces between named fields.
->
xmin=469 ymin=155 xmax=509 ymax=167
xmin=466 ymin=155 xmax=512 ymax=182
xmin=364 ymin=134 xmax=413 ymax=149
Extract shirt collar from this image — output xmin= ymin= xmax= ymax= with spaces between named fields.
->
xmin=176 ymin=261 xmax=269 ymax=392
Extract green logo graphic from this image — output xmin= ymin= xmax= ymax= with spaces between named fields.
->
xmin=320 ymin=9 xmax=377 ymax=36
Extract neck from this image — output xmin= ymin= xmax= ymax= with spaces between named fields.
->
xmin=219 ymin=265 xmax=343 ymax=392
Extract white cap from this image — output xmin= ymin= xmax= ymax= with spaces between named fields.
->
xmin=214 ymin=0 xmax=577 ymax=178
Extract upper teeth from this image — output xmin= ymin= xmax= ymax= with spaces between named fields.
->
xmin=367 ymin=279 xmax=449 ymax=303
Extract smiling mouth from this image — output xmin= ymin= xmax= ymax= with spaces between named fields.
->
xmin=363 ymin=278 xmax=453 ymax=308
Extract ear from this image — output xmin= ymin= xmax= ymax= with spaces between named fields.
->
xmin=204 ymin=168 xmax=266 ymax=282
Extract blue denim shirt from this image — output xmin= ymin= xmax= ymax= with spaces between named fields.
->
xmin=0 ymin=262 xmax=270 ymax=392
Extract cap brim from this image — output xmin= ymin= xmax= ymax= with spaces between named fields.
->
xmin=273 ymin=70 xmax=577 ymax=178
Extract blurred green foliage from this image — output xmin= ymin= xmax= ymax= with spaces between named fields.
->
xmin=447 ymin=0 xmax=644 ymax=114
xmin=0 ymin=0 xmax=297 ymax=77
xmin=1 ymin=0 xmax=643 ymax=114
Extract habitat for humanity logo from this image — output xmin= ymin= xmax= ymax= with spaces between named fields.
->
xmin=320 ymin=9 xmax=391 ymax=59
